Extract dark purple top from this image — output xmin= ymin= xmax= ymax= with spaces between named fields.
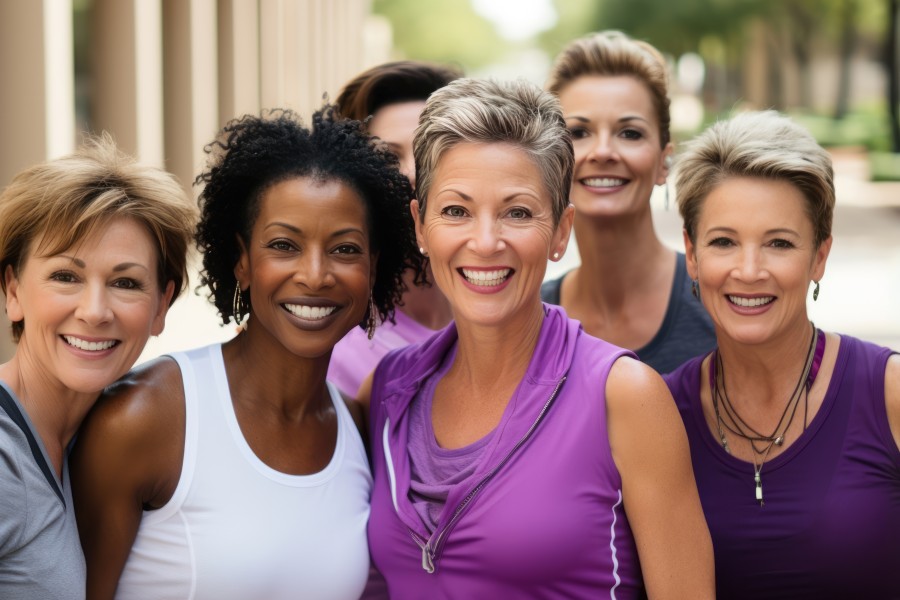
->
xmin=665 ymin=335 xmax=900 ymax=599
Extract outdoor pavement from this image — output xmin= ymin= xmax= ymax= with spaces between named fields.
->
xmin=141 ymin=150 xmax=900 ymax=363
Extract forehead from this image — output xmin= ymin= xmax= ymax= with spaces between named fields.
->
xmin=698 ymin=177 xmax=812 ymax=229
xmin=255 ymin=177 xmax=368 ymax=228
xmin=559 ymin=75 xmax=657 ymax=121
xmin=369 ymin=100 xmax=426 ymax=139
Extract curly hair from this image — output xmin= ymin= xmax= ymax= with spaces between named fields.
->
xmin=194 ymin=107 xmax=423 ymax=328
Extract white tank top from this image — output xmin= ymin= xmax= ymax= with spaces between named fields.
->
xmin=115 ymin=344 xmax=372 ymax=600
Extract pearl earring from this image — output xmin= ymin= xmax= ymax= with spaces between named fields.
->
xmin=552 ymin=252 xmax=560 ymax=260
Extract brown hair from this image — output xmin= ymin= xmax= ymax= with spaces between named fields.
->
xmin=0 ymin=134 xmax=197 ymax=341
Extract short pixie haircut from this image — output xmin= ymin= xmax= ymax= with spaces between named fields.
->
xmin=413 ymin=78 xmax=573 ymax=224
xmin=194 ymin=107 xmax=422 ymax=327
xmin=336 ymin=60 xmax=462 ymax=122
xmin=547 ymin=30 xmax=672 ymax=148
xmin=676 ymin=110 xmax=834 ymax=247
xmin=0 ymin=135 xmax=197 ymax=342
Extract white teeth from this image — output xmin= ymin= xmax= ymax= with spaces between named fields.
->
xmin=284 ymin=304 xmax=337 ymax=320
xmin=63 ymin=336 xmax=116 ymax=351
xmin=582 ymin=177 xmax=626 ymax=188
xmin=461 ymin=268 xmax=511 ymax=287
xmin=728 ymin=295 xmax=774 ymax=308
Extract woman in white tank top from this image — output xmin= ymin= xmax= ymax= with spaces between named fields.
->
xmin=70 ymin=107 xmax=424 ymax=600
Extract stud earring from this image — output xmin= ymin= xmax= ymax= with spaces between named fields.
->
xmin=813 ymin=281 xmax=820 ymax=302
xmin=552 ymin=252 xmax=560 ymax=260
xmin=419 ymin=247 xmax=428 ymax=257
xmin=691 ymin=279 xmax=700 ymax=299
xmin=366 ymin=294 xmax=378 ymax=340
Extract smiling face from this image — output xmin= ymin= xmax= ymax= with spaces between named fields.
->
xmin=369 ymin=100 xmax=426 ymax=190
xmin=413 ymin=142 xmax=573 ymax=329
xmin=685 ymin=177 xmax=831 ymax=346
xmin=4 ymin=217 xmax=173 ymax=394
xmin=557 ymin=75 xmax=671 ymax=219
xmin=235 ymin=177 xmax=374 ymax=359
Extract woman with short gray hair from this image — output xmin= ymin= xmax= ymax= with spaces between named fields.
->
xmin=362 ymin=78 xmax=714 ymax=598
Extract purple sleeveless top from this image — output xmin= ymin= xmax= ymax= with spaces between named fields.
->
xmin=368 ymin=305 xmax=642 ymax=599
xmin=665 ymin=335 xmax=900 ymax=599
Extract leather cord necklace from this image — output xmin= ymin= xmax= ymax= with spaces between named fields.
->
xmin=710 ymin=322 xmax=826 ymax=505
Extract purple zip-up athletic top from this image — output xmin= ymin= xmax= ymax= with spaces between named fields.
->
xmin=367 ymin=304 xmax=642 ymax=599
xmin=665 ymin=335 xmax=900 ymax=599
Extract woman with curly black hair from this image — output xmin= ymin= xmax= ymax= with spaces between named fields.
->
xmin=71 ymin=107 xmax=421 ymax=600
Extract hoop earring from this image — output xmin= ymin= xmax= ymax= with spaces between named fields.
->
xmin=232 ymin=283 xmax=245 ymax=325
xmin=691 ymin=279 xmax=700 ymax=299
xmin=366 ymin=294 xmax=377 ymax=340
xmin=813 ymin=281 xmax=820 ymax=301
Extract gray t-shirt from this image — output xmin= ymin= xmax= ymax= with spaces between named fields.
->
xmin=0 ymin=382 xmax=85 ymax=600
xmin=541 ymin=252 xmax=716 ymax=374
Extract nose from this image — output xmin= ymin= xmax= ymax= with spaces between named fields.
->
xmin=585 ymin=131 xmax=617 ymax=163
xmin=466 ymin=214 xmax=506 ymax=256
xmin=294 ymin=249 xmax=336 ymax=290
xmin=75 ymin=283 xmax=113 ymax=326
xmin=733 ymin=247 xmax=768 ymax=283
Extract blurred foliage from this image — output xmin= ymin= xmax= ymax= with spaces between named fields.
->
xmin=372 ymin=0 xmax=508 ymax=70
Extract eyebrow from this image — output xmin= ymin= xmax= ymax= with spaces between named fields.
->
xmin=56 ymin=256 xmax=149 ymax=272
xmin=564 ymin=114 xmax=650 ymax=126
xmin=706 ymin=226 xmax=801 ymax=236
xmin=437 ymin=188 xmax=539 ymax=203
xmin=263 ymin=222 xmax=366 ymax=237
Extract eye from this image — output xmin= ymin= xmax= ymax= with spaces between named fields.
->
xmin=267 ymin=239 xmax=296 ymax=252
xmin=567 ymin=127 xmax=589 ymax=140
xmin=708 ymin=237 xmax=734 ymax=248
xmin=112 ymin=278 xmax=144 ymax=291
xmin=49 ymin=270 xmax=78 ymax=283
xmin=333 ymin=244 xmax=363 ymax=255
xmin=620 ymin=128 xmax=644 ymax=141
xmin=441 ymin=205 xmax=468 ymax=218
xmin=769 ymin=238 xmax=796 ymax=249
xmin=507 ymin=207 xmax=531 ymax=220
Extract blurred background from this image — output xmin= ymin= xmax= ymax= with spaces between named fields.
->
xmin=1 ymin=0 xmax=898 ymax=362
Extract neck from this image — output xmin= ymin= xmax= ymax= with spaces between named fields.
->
xmin=569 ymin=212 xmax=672 ymax=307
xmin=397 ymin=284 xmax=454 ymax=330
xmin=223 ymin=326 xmax=332 ymax=422
xmin=0 ymin=349 xmax=100 ymax=473
xmin=449 ymin=301 xmax=544 ymax=392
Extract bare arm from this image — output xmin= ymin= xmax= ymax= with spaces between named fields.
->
xmin=606 ymin=357 xmax=714 ymax=599
xmin=70 ymin=358 xmax=185 ymax=600
xmin=885 ymin=354 xmax=900 ymax=451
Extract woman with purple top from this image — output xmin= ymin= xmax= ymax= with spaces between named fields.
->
xmin=328 ymin=61 xmax=461 ymax=397
xmin=361 ymin=78 xmax=713 ymax=599
xmin=666 ymin=110 xmax=900 ymax=598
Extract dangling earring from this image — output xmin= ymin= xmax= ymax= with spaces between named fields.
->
xmin=665 ymin=183 xmax=670 ymax=211
xmin=691 ymin=279 xmax=700 ymax=299
xmin=366 ymin=294 xmax=378 ymax=340
xmin=813 ymin=281 xmax=820 ymax=301
xmin=232 ymin=283 xmax=245 ymax=326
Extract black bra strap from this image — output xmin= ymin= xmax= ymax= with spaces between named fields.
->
xmin=0 ymin=387 xmax=65 ymax=506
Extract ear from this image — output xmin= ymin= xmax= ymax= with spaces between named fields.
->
xmin=550 ymin=204 xmax=576 ymax=261
xmin=233 ymin=234 xmax=250 ymax=290
xmin=656 ymin=142 xmax=674 ymax=186
xmin=410 ymin=199 xmax=426 ymax=254
xmin=150 ymin=280 xmax=176 ymax=336
xmin=683 ymin=229 xmax=699 ymax=280
xmin=811 ymin=235 xmax=833 ymax=283
xmin=4 ymin=264 xmax=24 ymax=323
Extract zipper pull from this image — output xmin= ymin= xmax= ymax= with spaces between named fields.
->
xmin=421 ymin=544 xmax=435 ymax=573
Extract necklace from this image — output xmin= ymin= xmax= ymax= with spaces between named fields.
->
xmin=709 ymin=322 xmax=826 ymax=505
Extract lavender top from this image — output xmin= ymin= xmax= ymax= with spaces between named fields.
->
xmin=665 ymin=335 xmax=900 ymax=599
